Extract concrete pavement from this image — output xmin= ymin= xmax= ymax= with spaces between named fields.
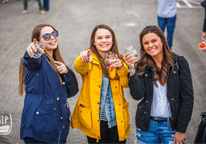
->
xmin=0 ymin=0 xmax=205 ymax=143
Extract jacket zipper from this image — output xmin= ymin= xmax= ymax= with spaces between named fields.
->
xmin=58 ymin=130 xmax=61 ymax=144
xmin=91 ymin=63 xmax=93 ymax=71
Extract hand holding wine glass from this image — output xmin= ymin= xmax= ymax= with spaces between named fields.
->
xmin=124 ymin=46 xmax=138 ymax=69
xmin=106 ymin=54 xmax=123 ymax=69
xmin=26 ymin=38 xmax=45 ymax=58
xmin=105 ymin=53 xmax=114 ymax=68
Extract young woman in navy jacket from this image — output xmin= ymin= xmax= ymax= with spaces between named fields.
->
xmin=18 ymin=23 xmax=78 ymax=143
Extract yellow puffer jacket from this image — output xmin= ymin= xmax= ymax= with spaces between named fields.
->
xmin=71 ymin=53 xmax=131 ymax=142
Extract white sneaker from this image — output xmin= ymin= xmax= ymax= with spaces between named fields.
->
xmin=22 ymin=10 xmax=27 ymax=14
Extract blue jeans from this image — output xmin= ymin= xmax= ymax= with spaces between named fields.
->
xmin=43 ymin=0 xmax=49 ymax=9
xmin=136 ymin=119 xmax=185 ymax=144
xmin=158 ymin=15 xmax=176 ymax=50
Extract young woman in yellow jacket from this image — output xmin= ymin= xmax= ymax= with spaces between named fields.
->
xmin=71 ymin=24 xmax=131 ymax=143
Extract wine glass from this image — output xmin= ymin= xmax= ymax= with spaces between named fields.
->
xmin=125 ymin=45 xmax=137 ymax=59
xmin=32 ymin=42 xmax=45 ymax=59
xmin=105 ymin=53 xmax=114 ymax=68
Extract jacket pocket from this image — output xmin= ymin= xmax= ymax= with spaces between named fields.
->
xmin=34 ymin=102 xmax=57 ymax=134
xmin=78 ymin=105 xmax=92 ymax=130
xmin=123 ymin=102 xmax=130 ymax=131
xmin=136 ymin=100 xmax=150 ymax=127
xmin=136 ymin=100 xmax=145 ymax=118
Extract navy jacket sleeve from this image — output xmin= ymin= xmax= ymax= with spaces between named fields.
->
xmin=128 ymin=70 xmax=145 ymax=100
xmin=22 ymin=51 xmax=42 ymax=71
xmin=176 ymin=56 xmax=194 ymax=133
xmin=63 ymin=67 xmax=79 ymax=98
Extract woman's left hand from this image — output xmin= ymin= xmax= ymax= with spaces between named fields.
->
xmin=54 ymin=61 xmax=68 ymax=74
xmin=173 ymin=132 xmax=186 ymax=144
xmin=107 ymin=54 xmax=123 ymax=69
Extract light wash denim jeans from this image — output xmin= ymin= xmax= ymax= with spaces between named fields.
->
xmin=136 ymin=118 xmax=186 ymax=144
xmin=158 ymin=15 xmax=177 ymax=50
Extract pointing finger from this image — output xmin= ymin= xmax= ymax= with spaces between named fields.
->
xmin=87 ymin=49 xmax=91 ymax=56
xmin=33 ymin=38 xmax=37 ymax=45
xmin=31 ymin=43 xmax=38 ymax=53
xmin=87 ymin=49 xmax=92 ymax=62
xmin=54 ymin=61 xmax=63 ymax=66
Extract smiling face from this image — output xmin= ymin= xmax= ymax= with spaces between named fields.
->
xmin=93 ymin=28 xmax=113 ymax=57
xmin=142 ymin=32 xmax=163 ymax=59
xmin=39 ymin=26 xmax=58 ymax=52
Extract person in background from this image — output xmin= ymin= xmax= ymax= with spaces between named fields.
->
xmin=18 ymin=23 xmax=78 ymax=143
xmin=22 ymin=0 xmax=44 ymax=14
xmin=157 ymin=0 xmax=177 ymax=50
xmin=1 ymin=0 xmax=8 ymax=3
xmin=71 ymin=24 xmax=131 ymax=143
xmin=201 ymin=1 xmax=206 ymax=40
xmin=43 ymin=0 xmax=49 ymax=11
xmin=125 ymin=25 xmax=194 ymax=144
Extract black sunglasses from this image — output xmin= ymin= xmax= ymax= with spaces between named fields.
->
xmin=40 ymin=31 xmax=58 ymax=41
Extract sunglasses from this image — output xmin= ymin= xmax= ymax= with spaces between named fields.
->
xmin=40 ymin=31 xmax=58 ymax=41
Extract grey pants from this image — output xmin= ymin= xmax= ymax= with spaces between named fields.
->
xmin=24 ymin=0 xmax=43 ymax=10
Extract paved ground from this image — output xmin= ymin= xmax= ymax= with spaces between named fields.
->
xmin=0 ymin=0 xmax=205 ymax=143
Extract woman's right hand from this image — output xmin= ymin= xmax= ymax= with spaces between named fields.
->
xmin=124 ymin=52 xmax=137 ymax=69
xmin=80 ymin=49 xmax=92 ymax=62
xmin=26 ymin=38 xmax=44 ymax=57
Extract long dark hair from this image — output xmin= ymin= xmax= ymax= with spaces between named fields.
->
xmin=18 ymin=23 xmax=65 ymax=95
xmin=89 ymin=24 xmax=123 ymax=79
xmin=136 ymin=25 xmax=175 ymax=85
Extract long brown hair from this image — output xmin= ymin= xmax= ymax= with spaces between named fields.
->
xmin=89 ymin=24 xmax=123 ymax=78
xmin=18 ymin=23 xmax=65 ymax=95
xmin=137 ymin=25 xmax=175 ymax=85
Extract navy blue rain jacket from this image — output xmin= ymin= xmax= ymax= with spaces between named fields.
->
xmin=20 ymin=51 xmax=78 ymax=143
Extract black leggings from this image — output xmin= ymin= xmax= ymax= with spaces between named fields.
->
xmin=87 ymin=121 xmax=126 ymax=144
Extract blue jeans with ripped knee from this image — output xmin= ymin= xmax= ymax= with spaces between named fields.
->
xmin=136 ymin=118 xmax=186 ymax=144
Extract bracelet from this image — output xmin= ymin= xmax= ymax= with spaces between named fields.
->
xmin=128 ymin=69 xmax=135 ymax=73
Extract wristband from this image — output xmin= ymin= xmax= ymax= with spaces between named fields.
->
xmin=128 ymin=68 xmax=135 ymax=73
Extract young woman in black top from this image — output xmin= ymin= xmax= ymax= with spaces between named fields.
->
xmin=124 ymin=25 xmax=194 ymax=144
